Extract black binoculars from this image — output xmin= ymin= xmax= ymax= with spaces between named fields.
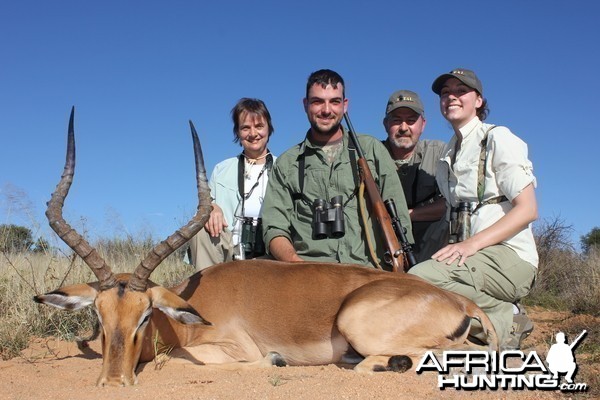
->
xmin=449 ymin=201 xmax=471 ymax=244
xmin=312 ymin=195 xmax=345 ymax=240
xmin=238 ymin=217 xmax=265 ymax=259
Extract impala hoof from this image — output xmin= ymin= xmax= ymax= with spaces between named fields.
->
xmin=387 ymin=355 xmax=412 ymax=373
xmin=267 ymin=351 xmax=287 ymax=367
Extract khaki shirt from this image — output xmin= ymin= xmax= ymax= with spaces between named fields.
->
xmin=437 ymin=117 xmax=538 ymax=267
xmin=262 ymin=129 xmax=413 ymax=268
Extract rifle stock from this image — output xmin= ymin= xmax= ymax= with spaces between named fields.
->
xmin=344 ymin=113 xmax=405 ymax=272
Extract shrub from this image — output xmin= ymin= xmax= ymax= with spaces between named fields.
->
xmin=528 ymin=218 xmax=600 ymax=316
xmin=0 ymin=224 xmax=34 ymax=253
xmin=581 ymin=226 xmax=600 ymax=254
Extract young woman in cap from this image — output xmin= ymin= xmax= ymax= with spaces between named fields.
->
xmin=408 ymin=68 xmax=538 ymax=350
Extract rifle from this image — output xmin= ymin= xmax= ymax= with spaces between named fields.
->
xmin=385 ymin=198 xmax=418 ymax=269
xmin=569 ymin=330 xmax=587 ymax=350
xmin=343 ymin=112 xmax=406 ymax=272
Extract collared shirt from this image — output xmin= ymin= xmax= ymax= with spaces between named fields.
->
xmin=208 ymin=154 xmax=276 ymax=228
xmin=262 ymin=129 xmax=413 ymax=268
xmin=437 ymin=117 xmax=539 ymax=267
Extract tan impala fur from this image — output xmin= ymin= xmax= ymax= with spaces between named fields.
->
xmin=34 ymin=109 xmax=497 ymax=386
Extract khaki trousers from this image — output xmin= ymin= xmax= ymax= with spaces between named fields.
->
xmin=408 ymin=244 xmax=536 ymax=346
xmin=189 ymin=228 xmax=234 ymax=270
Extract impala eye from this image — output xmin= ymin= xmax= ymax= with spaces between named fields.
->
xmin=138 ymin=310 xmax=152 ymax=330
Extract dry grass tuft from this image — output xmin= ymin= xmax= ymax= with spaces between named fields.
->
xmin=153 ymin=331 xmax=175 ymax=371
xmin=0 ymin=240 xmax=192 ymax=360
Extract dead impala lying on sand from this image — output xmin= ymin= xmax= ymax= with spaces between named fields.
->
xmin=34 ymin=108 xmax=498 ymax=386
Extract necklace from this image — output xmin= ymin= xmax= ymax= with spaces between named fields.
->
xmin=243 ymin=152 xmax=270 ymax=179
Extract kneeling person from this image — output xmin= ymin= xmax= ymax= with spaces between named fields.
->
xmin=189 ymin=98 xmax=276 ymax=269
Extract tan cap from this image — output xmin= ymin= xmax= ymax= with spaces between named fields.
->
xmin=431 ymin=68 xmax=483 ymax=95
xmin=385 ymin=90 xmax=424 ymax=116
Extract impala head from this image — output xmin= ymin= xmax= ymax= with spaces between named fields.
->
xmin=34 ymin=108 xmax=213 ymax=386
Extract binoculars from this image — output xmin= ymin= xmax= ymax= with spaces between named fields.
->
xmin=312 ymin=195 xmax=345 ymax=240
xmin=449 ymin=202 xmax=471 ymax=244
xmin=234 ymin=217 xmax=265 ymax=260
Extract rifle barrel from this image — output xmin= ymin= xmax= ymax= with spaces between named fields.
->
xmin=343 ymin=114 xmax=365 ymax=159
xmin=343 ymin=112 xmax=404 ymax=272
xmin=570 ymin=330 xmax=587 ymax=350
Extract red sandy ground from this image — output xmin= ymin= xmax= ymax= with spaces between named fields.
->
xmin=1 ymin=306 xmax=597 ymax=400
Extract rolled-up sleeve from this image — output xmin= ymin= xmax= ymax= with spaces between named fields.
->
xmin=489 ymin=128 xmax=536 ymax=201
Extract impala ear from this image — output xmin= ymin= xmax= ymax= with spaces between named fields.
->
xmin=149 ymin=286 xmax=211 ymax=326
xmin=33 ymin=282 xmax=100 ymax=311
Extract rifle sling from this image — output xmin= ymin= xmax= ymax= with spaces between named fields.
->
xmin=474 ymin=125 xmax=508 ymax=212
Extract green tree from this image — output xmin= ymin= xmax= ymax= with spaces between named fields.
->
xmin=31 ymin=236 xmax=50 ymax=253
xmin=0 ymin=224 xmax=35 ymax=253
xmin=581 ymin=226 xmax=600 ymax=254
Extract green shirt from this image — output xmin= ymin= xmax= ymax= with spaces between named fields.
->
xmin=262 ymin=129 xmax=413 ymax=268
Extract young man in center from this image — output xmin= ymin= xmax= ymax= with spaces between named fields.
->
xmin=261 ymin=69 xmax=412 ymax=269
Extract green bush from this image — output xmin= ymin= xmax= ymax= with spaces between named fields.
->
xmin=528 ymin=218 xmax=600 ymax=316
xmin=0 ymin=224 xmax=34 ymax=253
xmin=581 ymin=226 xmax=600 ymax=254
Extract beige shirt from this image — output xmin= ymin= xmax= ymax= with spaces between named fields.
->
xmin=437 ymin=117 xmax=539 ymax=267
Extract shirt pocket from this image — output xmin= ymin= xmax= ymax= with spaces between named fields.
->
xmin=454 ymin=157 xmax=479 ymax=176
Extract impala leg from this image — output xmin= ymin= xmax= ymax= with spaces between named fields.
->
xmin=203 ymin=352 xmax=287 ymax=371
xmin=336 ymin=279 xmax=480 ymax=373
xmin=169 ymin=344 xmax=285 ymax=371
xmin=353 ymin=355 xmax=414 ymax=373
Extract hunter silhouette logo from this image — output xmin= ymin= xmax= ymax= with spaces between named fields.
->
xmin=546 ymin=330 xmax=587 ymax=384
xmin=415 ymin=329 xmax=590 ymax=392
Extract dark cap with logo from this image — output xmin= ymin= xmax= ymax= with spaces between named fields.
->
xmin=385 ymin=90 xmax=424 ymax=116
xmin=431 ymin=68 xmax=483 ymax=95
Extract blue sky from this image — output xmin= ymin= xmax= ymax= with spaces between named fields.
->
xmin=1 ymin=1 xmax=599 ymax=249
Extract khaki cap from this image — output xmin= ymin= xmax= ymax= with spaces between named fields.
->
xmin=385 ymin=90 xmax=424 ymax=116
xmin=431 ymin=68 xmax=483 ymax=95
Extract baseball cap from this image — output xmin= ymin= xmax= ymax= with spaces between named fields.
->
xmin=431 ymin=68 xmax=483 ymax=95
xmin=385 ymin=90 xmax=424 ymax=116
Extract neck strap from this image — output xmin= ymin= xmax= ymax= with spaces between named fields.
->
xmin=237 ymin=151 xmax=273 ymax=214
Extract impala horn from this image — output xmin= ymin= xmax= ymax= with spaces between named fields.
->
xmin=128 ymin=120 xmax=212 ymax=292
xmin=46 ymin=107 xmax=117 ymax=290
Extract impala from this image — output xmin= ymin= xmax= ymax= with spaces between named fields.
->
xmin=34 ymin=108 xmax=498 ymax=386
